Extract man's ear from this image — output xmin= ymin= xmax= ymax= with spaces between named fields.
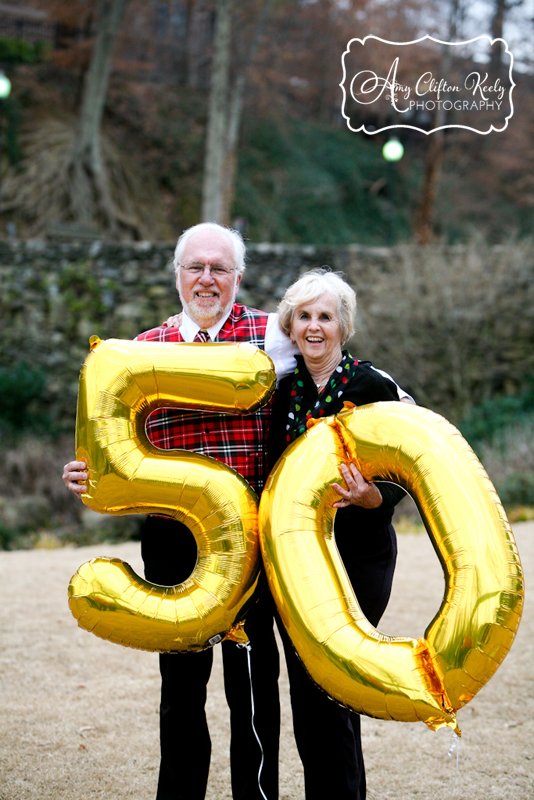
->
xmin=235 ymin=272 xmax=243 ymax=295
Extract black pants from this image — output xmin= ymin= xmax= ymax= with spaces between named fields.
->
xmin=277 ymin=522 xmax=398 ymax=800
xmin=141 ymin=515 xmax=281 ymax=800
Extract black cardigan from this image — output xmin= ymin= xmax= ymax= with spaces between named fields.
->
xmin=268 ymin=357 xmax=407 ymax=550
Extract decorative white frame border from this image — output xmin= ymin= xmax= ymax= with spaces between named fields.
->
xmin=340 ymin=35 xmax=515 ymax=135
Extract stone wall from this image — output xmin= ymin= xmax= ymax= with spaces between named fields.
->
xmin=0 ymin=238 xmax=394 ymax=428
xmin=2 ymin=238 xmax=533 ymax=542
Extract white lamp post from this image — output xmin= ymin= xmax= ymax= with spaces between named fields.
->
xmin=382 ymin=136 xmax=404 ymax=245
xmin=0 ymin=71 xmax=12 ymax=226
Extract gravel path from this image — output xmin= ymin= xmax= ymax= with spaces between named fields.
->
xmin=0 ymin=523 xmax=532 ymax=800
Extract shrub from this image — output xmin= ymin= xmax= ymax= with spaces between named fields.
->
xmin=0 ymin=521 xmax=17 ymax=550
xmin=352 ymin=238 xmax=534 ymax=421
xmin=475 ymin=413 xmax=534 ymax=510
xmin=496 ymin=472 xmax=534 ymax=507
xmin=0 ymin=362 xmax=49 ymax=436
xmin=0 ymin=38 xmax=50 ymax=64
xmin=459 ymin=388 xmax=534 ymax=446
xmin=0 ymin=435 xmax=144 ymax=550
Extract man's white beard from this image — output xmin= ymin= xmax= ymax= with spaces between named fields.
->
xmin=178 ymin=278 xmax=237 ymax=328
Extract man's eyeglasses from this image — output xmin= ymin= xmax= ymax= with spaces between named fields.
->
xmin=180 ymin=263 xmax=236 ymax=276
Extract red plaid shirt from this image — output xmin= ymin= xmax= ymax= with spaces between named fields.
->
xmin=136 ymin=304 xmax=273 ymax=493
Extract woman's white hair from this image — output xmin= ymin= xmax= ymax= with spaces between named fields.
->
xmin=173 ymin=222 xmax=246 ymax=275
xmin=278 ymin=268 xmax=357 ymax=343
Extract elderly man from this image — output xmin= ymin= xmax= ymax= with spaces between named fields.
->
xmin=64 ymin=222 xmax=413 ymax=800
xmin=63 ymin=222 xmax=297 ymax=800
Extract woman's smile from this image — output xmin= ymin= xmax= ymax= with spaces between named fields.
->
xmin=291 ymin=293 xmax=343 ymax=368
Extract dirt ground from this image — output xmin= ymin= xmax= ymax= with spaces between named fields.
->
xmin=0 ymin=523 xmax=532 ymax=800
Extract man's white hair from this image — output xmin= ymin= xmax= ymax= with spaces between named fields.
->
xmin=173 ymin=222 xmax=246 ymax=275
xmin=278 ymin=268 xmax=357 ymax=343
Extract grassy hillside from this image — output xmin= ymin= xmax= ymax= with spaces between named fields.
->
xmin=235 ymin=117 xmax=413 ymax=244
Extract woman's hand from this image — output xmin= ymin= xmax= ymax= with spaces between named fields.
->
xmin=332 ymin=462 xmax=383 ymax=509
xmin=62 ymin=461 xmax=88 ymax=497
xmin=164 ymin=313 xmax=182 ymax=328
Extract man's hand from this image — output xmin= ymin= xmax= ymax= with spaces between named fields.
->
xmin=62 ymin=461 xmax=88 ymax=497
xmin=332 ymin=462 xmax=383 ymax=509
xmin=164 ymin=313 xmax=182 ymax=328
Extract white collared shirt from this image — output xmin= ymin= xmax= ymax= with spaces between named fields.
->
xmin=179 ymin=309 xmax=300 ymax=381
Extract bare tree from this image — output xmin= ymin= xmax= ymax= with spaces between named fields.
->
xmin=67 ymin=0 xmax=130 ymax=232
xmin=186 ymin=0 xmax=212 ymax=90
xmin=201 ymin=0 xmax=275 ymax=224
xmin=489 ymin=0 xmax=524 ymax=79
xmin=490 ymin=0 xmax=506 ymax=78
xmin=220 ymin=0 xmax=275 ymax=223
xmin=413 ymin=0 xmax=461 ymax=243
xmin=201 ymin=0 xmax=231 ymax=222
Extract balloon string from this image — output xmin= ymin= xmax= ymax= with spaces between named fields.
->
xmin=238 ymin=641 xmax=268 ymax=800
xmin=374 ymin=479 xmax=410 ymax=495
xmin=448 ymin=731 xmax=461 ymax=797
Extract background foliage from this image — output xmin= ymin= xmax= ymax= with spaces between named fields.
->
xmin=0 ymin=0 xmax=533 ymax=546
xmin=1 ymin=0 xmax=534 ymax=243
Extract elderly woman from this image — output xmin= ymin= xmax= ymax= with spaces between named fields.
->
xmin=269 ymin=268 xmax=407 ymax=800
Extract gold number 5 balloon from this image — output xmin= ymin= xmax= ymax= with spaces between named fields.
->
xmin=258 ymin=402 xmax=524 ymax=732
xmin=68 ymin=337 xmax=276 ymax=652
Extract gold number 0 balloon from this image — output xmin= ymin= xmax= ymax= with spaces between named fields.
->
xmin=68 ymin=337 xmax=276 ymax=652
xmin=258 ymin=402 xmax=524 ymax=733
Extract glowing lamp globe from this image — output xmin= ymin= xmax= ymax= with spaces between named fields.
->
xmin=0 ymin=72 xmax=11 ymax=100
xmin=382 ymin=137 xmax=404 ymax=162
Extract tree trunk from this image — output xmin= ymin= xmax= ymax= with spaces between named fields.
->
xmin=186 ymin=0 xmax=211 ymax=90
xmin=489 ymin=0 xmax=506 ymax=80
xmin=413 ymin=0 xmax=459 ymax=244
xmin=69 ymin=0 xmax=130 ymax=232
xmin=413 ymin=131 xmax=445 ymax=244
xmin=201 ymin=0 xmax=232 ymax=223
xmin=220 ymin=0 xmax=275 ymax=225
